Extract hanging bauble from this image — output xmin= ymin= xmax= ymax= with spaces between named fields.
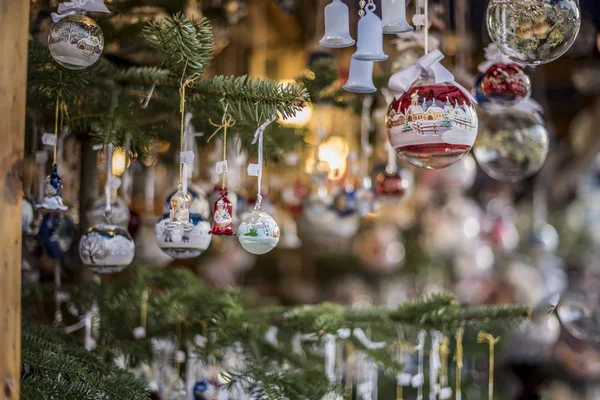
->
xmin=39 ymin=212 xmax=74 ymax=259
xmin=480 ymin=63 xmax=531 ymax=105
xmin=355 ymin=186 xmax=378 ymax=217
xmin=210 ymin=188 xmax=235 ymax=236
xmin=331 ymin=187 xmax=358 ymax=217
xmin=238 ymin=207 xmax=280 ymax=255
xmin=49 ymin=13 xmax=106 ymax=70
xmin=387 ymin=51 xmax=478 ymax=170
xmin=375 ymin=169 xmax=412 ymax=198
xmin=37 ymin=164 xmax=68 ymax=211
xmin=486 ymin=0 xmax=581 ymax=65
xmin=557 ymin=291 xmax=600 ymax=342
xmin=473 ymin=73 xmax=490 ymax=104
xmin=320 ymin=0 xmax=355 ymax=48
xmin=155 ymin=213 xmax=212 ymax=259
xmin=164 ymin=185 xmax=210 ymax=220
xmin=79 ymin=223 xmax=135 ymax=274
xmin=529 ymin=223 xmax=559 ymax=253
xmin=209 ymin=185 xmax=240 ymax=227
xmin=474 ymin=107 xmax=549 ymax=182
xmin=90 ymin=195 xmax=130 ymax=228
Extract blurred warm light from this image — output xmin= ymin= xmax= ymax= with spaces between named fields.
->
xmin=279 ymin=79 xmax=313 ymax=127
xmin=112 ymin=147 xmax=130 ymax=177
xmin=318 ymin=136 xmax=349 ymax=180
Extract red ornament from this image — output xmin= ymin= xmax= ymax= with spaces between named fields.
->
xmin=387 ymin=82 xmax=478 ymax=170
xmin=210 ymin=188 xmax=235 ymax=236
xmin=480 ymin=63 xmax=530 ymax=105
xmin=375 ymin=171 xmax=409 ymax=197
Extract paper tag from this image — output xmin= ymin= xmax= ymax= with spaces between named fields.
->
xmin=175 ymin=350 xmax=186 ymax=364
xmin=440 ymin=388 xmax=452 ymax=399
xmin=179 ymin=151 xmax=195 ymax=164
xmin=35 ymin=151 xmax=48 ymax=164
xmin=92 ymin=144 xmax=104 ymax=151
xmin=216 ymin=160 xmax=228 ymax=174
xmin=132 ymin=326 xmax=147 ymax=339
xmin=247 ymin=163 xmax=261 ymax=177
xmin=412 ymin=14 xmax=426 ymax=26
xmin=110 ymin=177 xmax=122 ymax=190
xmin=397 ymin=373 xmax=413 ymax=387
xmin=411 ymin=373 xmax=424 ymax=388
xmin=42 ymin=133 xmax=57 ymax=146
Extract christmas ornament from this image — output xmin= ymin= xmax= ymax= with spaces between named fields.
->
xmin=320 ymin=0 xmax=355 ymax=48
xmin=382 ymin=0 xmax=413 ymax=34
xmin=557 ymin=291 xmax=600 ymax=342
xmin=193 ymin=379 xmax=217 ymax=400
xmin=238 ymin=117 xmax=280 ymax=254
xmin=38 ymin=164 xmax=68 ymax=211
xmin=164 ymin=185 xmax=210 ymax=220
xmin=375 ymin=143 xmax=412 ymax=198
xmin=332 ymin=187 xmax=358 ymax=217
xmin=486 ymin=0 xmax=581 ymax=65
xmin=478 ymin=332 xmax=501 ymax=400
xmin=90 ymin=194 xmax=130 ymax=228
xmin=353 ymin=2 xmax=387 ymax=61
xmin=48 ymin=1 xmax=111 ymax=70
xmin=427 ymin=153 xmax=477 ymax=193
xmin=39 ymin=212 xmax=74 ymax=259
xmin=282 ymin=182 xmax=307 ymax=215
xmin=79 ymin=223 xmax=135 ymax=274
xmin=156 ymin=212 xmax=212 ymax=259
xmin=344 ymin=59 xmax=377 ymax=94
xmin=387 ymin=50 xmax=478 ymax=170
xmin=474 ymin=103 xmax=549 ymax=182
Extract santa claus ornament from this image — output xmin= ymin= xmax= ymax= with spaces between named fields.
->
xmin=387 ymin=50 xmax=478 ymax=170
xmin=478 ymin=44 xmax=531 ymax=106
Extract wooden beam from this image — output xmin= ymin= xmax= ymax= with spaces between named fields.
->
xmin=0 ymin=0 xmax=30 ymax=398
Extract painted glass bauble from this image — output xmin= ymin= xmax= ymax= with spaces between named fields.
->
xmin=156 ymin=214 xmax=212 ymax=259
xmin=474 ymin=111 xmax=549 ymax=182
xmin=237 ymin=209 xmax=280 ymax=255
xmin=486 ymin=0 xmax=581 ymax=65
xmin=79 ymin=224 xmax=135 ymax=274
xmin=48 ymin=14 xmax=105 ymax=70
xmin=480 ymin=63 xmax=531 ymax=105
xmin=210 ymin=189 xmax=235 ymax=236
xmin=387 ymin=82 xmax=478 ymax=170
xmin=90 ymin=195 xmax=131 ymax=228
xmin=39 ymin=212 xmax=74 ymax=259
xmin=164 ymin=185 xmax=210 ymax=220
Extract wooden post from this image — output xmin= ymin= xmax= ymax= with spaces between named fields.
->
xmin=0 ymin=0 xmax=30 ymax=399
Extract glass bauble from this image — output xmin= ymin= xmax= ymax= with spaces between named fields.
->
xmin=474 ymin=111 xmax=549 ymax=182
xmin=387 ymin=82 xmax=478 ymax=170
xmin=237 ymin=209 xmax=280 ymax=255
xmin=156 ymin=214 xmax=212 ymax=259
xmin=79 ymin=224 xmax=135 ymax=274
xmin=427 ymin=153 xmax=477 ymax=193
xmin=486 ymin=0 xmax=581 ymax=65
xmin=164 ymin=185 xmax=210 ymax=220
xmin=210 ymin=189 xmax=235 ymax=236
xmin=480 ymin=63 xmax=531 ymax=105
xmin=48 ymin=14 xmax=105 ymax=70
xmin=39 ymin=212 xmax=74 ymax=259
xmin=375 ymin=170 xmax=411 ymax=198
xmin=557 ymin=291 xmax=600 ymax=342
xmin=90 ymin=195 xmax=131 ymax=228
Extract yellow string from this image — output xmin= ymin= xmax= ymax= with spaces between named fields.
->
xmin=345 ymin=342 xmax=354 ymax=400
xmin=140 ymin=289 xmax=148 ymax=330
xmin=396 ymin=342 xmax=414 ymax=400
xmin=440 ymin=335 xmax=450 ymax=390
xmin=178 ymin=72 xmax=202 ymax=184
xmin=53 ymin=96 xmax=60 ymax=165
xmin=208 ymin=111 xmax=236 ymax=190
xmin=477 ymin=331 xmax=501 ymax=400
xmin=454 ymin=327 xmax=464 ymax=399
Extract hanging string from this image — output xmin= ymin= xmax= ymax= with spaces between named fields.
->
xmin=424 ymin=0 xmax=429 ymax=55
xmin=416 ymin=330 xmax=427 ymax=400
xmin=176 ymin=313 xmax=183 ymax=372
xmin=105 ymin=144 xmax=113 ymax=215
xmin=140 ymin=289 xmax=148 ymax=331
xmin=53 ymin=96 xmax=60 ymax=165
xmin=251 ymin=116 xmax=277 ymax=208
xmin=345 ymin=342 xmax=355 ymax=400
xmin=440 ymin=335 xmax=451 ymax=398
xmin=477 ymin=331 xmax=501 ymax=400
xmin=208 ymin=106 xmax=236 ymax=190
xmin=454 ymin=327 xmax=464 ymax=400
xmin=179 ymin=72 xmax=202 ymax=184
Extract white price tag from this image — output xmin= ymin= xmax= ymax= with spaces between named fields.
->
xmin=412 ymin=14 xmax=426 ymax=26
xmin=132 ymin=326 xmax=147 ymax=339
xmin=35 ymin=151 xmax=48 ymax=164
xmin=411 ymin=373 xmax=424 ymax=388
xmin=215 ymin=160 xmax=228 ymax=174
xmin=397 ymin=373 xmax=413 ymax=387
xmin=175 ymin=350 xmax=186 ymax=364
xmin=440 ymin=388 xmax=452 ymax=399
xmin=110 ymin=177 xmax=122 ymax=190
xmin=247 ymin=163 xmax=261 ymax=177
xmin=194 ymin=334 xmax=207 ymax=348
xmin=92 ymin=144 xmax=104 ymax=151
xmin=179 ymin=151 xmax=195 ymax=164
xmin=42 ymin=133 xmax=57 ymax=146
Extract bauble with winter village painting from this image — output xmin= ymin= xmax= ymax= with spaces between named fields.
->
xmin=49 ymin=14 xmax=105 ymax=70
xmin=79 ymin=224 xmax=134 ymax=274
xmin=237 ymin=208 xmax=280 ymax=255
xmin=387 ymin=82 xmax=478 ymax=170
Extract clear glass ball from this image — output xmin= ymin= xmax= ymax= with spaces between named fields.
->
xmin=49 ymin=14 xmax=105 ymax=70
xmin=155 ymin=214 xmax=212 ymax=259
xmin=486 ymin=0 xmax=581 ymax=65
xmin=79 ymin=224 xmax=135 ymax=274
xmin=387 ymin=82 xmax=479 ymax=170
xmin=474 ymin=111 xmax=549 ymax=182
xmin=557 ymin=291 xmax=600 ymax=342
xmin=480 ymin=63 xmax=531 ymax=105
xmin=237 ymin=209 xmax=280 ymax=255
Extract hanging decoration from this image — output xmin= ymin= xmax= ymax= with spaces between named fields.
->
xmin=48 ymin=0 xmax=110 ymax=70
xmin=208 ymin=108 xmax=236 ymax=236
xmin=486 ymin=0 xmax=581 ymax=65
xmin=320 ymin=0 xmax=355 ymax=48
xmin=454 ymin=327 xmax=464 ymax=400
xmin=387 ymin=49 xmax=479 ymax=170
xmin=556 ymin=291 xmax=600 ymax=342
xmin=412 ymin=330 xmax=426 ymax=400
xmin=474 ymin=99 xmax=549 ymax=182
xmin=375 ymin=143 xmax=412 ymax=198
xmin=477 ymin=331 xmax=501 ymax=400
xmin=238 ymin=117 xmax=280 ymax=255
xmin=478 ymin=44 xmax=531 ymax=106
xmin=382 ymin=0 xmax=413 ymax=34
xmin=79 ymin=145 xmax=135 ymax=274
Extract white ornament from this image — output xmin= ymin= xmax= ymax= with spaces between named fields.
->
xmin=49 ymin=13 xmax=105 ymax=70
xmin=79 ymin=224 xmax=134 ymax=274
xmin=237 ymin=208 xmax=280 ymax=255
xmin=155 ymin=214 xmax=212 ymax=259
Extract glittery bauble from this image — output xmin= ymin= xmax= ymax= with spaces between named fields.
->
xmin=90 ymin=195 xmax=131 ymax=228
xmin=210 ymin=189 xmax=235 ymax=236
xmin=557 ymin=291 xmax=600 ymax=342
xmin=474 ymin=111 xmax=549 ymax=182
xmin=79 ymin=224 xmax=135 ymax=274
xmin=486 ymin=0 xmax=581 ymax=65
xmin=375 ymin=170 xmax=411 ymax=198
xmin=480 ymin=63 xmax=531 ymax=105
xmin=387 ymin=82 xmax=478 ymax=170
xmin=164 ymin=185 xmax=210 ymax=220
xmin=238 ymin=209 xmax=280 ymax=255
xmin=155 ymin=214 xmax=212 ymax=259
xmin=48 ymin=14 xmax=105 ymax=70
xmin=38 ymin=212 xmax=75 ymax=259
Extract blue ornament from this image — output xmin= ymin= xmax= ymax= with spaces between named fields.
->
xmin=39 ymin=212 xmax=74 ymax=259
xmin=38 ymin=164 xmax=68 ymax=211
xmin=192 ymin=379 xmax=210 ymax=400
xmin=331 ymin=188 xmax=358 ymax=217
xmin=473 ymin=73 xmax=489 ymax=105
